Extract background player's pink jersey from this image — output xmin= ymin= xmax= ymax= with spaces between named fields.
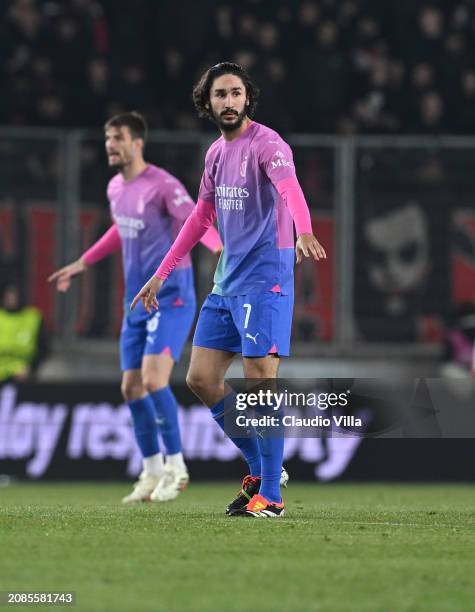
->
xmin=108 ymin=164 xmax=195 ymax=306
xmin=199 ymin=121 xmax=297 ymax=296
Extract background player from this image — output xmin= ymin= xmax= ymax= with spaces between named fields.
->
xmin=0 ymin=275 xmax=49 ymax=383
xmin=131 ymin=64 xmax=326 ymax=517
xmin=49 ymin=112 xmax=222 ymax=504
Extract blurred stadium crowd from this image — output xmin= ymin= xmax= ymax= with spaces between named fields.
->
xmin=2 ymin=0 xmax=475 ymax=134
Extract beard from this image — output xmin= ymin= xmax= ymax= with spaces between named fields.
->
xmin=108 ymin=155 xmax=130 ymax=170
xmin=214 ymin=108 xmax=247 ymax=132
xmin=107 ymin=148 xmax=135 ymax=169
xmin=109 ymin=160 xmax=124 ymax=169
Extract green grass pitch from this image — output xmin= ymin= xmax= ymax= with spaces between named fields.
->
xmin=0 ymin=483 xmax=474 ymax=612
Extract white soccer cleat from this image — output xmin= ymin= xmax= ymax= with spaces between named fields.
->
xmin=280 ymin=466 xmax=289 ymax=488
xmin=122 ymin=471 xmax=162 ymax=504
xmin=150 ymin=464 xmax=189 ymax=502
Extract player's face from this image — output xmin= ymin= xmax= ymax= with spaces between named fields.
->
xmin=105 ymin=126 xmax=142 ymax=168
xmin=209 ymin=74 xmax=249 ymax=132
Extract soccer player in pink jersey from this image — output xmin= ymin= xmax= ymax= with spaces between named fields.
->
xmin=49 ymin=112 xmax=221 ymax=504
xmin=132 ymin=64 xmax=326 ymax=517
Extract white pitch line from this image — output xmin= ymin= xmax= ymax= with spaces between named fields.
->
xmin=334 ymin=520 xmax=474 ymax=529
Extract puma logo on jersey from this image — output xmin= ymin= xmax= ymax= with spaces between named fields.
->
xmin=245 ymin=332 xmax=259 ymax=344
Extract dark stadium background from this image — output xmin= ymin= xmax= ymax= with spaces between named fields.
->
xmin=0 ymin=0 xmax=474 ymax=483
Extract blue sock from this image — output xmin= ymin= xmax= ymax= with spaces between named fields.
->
xmin=128 ymin=396 xmax=160 ymax=457
xmin=211 ymin=396 xmax=261 ymax=477
xmin=257 ymin=435 xmax=284 ymax=503
xmin=149 ymin=386 xmax=182 ymax=455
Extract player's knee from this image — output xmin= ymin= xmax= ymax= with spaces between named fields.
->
xmin=186 ymin=370 xmax=207 ymax=395
xmin=142 ymin=374 xmax=167 ymax=394
xmin=121 ymin=380 xmax=144 ymax=401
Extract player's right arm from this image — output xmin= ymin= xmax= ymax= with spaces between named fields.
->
xmin=48 ymin=224 xmax=121 ymax=292
xmin=131 ymin=165 xmax=216 ymax=312
xmin=131 ymin=197 xmax=216 ymax=312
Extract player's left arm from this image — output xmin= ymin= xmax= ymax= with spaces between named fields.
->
xmin=259 ymin=137 xmax=326 ymax=263
xmin=163 ymin=180 xmax=222 ymax=254
xmin=277 ymin=176 xmax=326 ymax=263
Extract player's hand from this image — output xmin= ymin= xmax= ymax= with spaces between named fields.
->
xmin=130 ymin=276 xmax=163 ymax=313
xmin=295 ymin=233 xmax=327 ymax=264
xmin=48 ymin=258 xmax=88 ymax=292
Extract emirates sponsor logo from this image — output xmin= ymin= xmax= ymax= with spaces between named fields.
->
xmin=216 ymin=183 xmax=250 ymax=212
xmin=215 ymin=184 xmax=250 ymax=198
xmin=114 ymin=215 xmax=145 ymax=238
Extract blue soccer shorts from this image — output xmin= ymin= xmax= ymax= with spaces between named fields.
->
xmin=192 ymin=291 xmax=294 ymax=357
xmin=120 ymin=299 xmax=196 ymax=371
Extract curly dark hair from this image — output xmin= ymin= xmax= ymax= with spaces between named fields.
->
xmin=192 ymin=62 xmax=260 ymax=122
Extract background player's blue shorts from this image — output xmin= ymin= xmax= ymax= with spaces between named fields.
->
xmin=120 ymin=299 xmax=196 ymax=371
xmin=193 ymin=291 xmax=294 ymax=357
